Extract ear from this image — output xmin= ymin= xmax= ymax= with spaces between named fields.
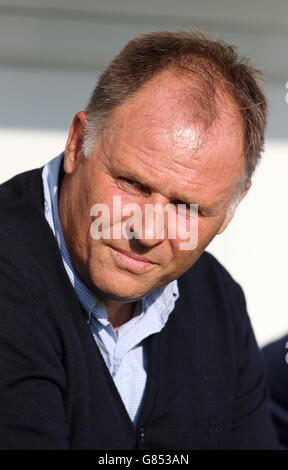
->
xmin=217 ymin=181 xmax=252 ymax=235
xmin=64 ymin=111 xmax=87 ymax=175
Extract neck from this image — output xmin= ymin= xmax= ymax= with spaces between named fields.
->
xmin=104 ymin=299 xmax=137 ymax=333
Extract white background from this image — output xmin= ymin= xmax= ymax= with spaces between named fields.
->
xmin=0 ymin=0 xmax=287 ymax=346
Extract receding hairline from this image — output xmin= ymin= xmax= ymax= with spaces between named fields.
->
xmin=86 ymin=65 xmax=245 ymax=166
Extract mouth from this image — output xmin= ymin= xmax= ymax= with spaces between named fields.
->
xmin=110 ymin=247 xmax=157 ymax=273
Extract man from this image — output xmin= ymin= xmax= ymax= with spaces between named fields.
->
xmin=262 ymin=335 xmax=288 ymax=448
xmin=0 ymin=30 xmax=280 ymax=449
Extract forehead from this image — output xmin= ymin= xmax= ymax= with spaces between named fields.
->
xmin=97 ymin=72 xmax=244 ymax=206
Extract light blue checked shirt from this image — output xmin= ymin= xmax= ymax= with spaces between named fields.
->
xmin=42 ymin=152 xmax=179 ymax=425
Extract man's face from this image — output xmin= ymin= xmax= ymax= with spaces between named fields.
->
xmin=60 ymin=72 xmax=246 ymax=301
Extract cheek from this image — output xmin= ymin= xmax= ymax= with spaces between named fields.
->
xmin=164 ymin=242 xmax=200 ymax=281
xmin=86 ymin=172 xmax=134 ymax=209
xmin=197 ymin=216 xmax=226 ymax=246
xmin=168 ymin=217 xmax=221 ymax=262
xmin=86 ymin=182 xmax=139 ymax=241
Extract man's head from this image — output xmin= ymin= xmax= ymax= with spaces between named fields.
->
xmin=60 ymin=30 xmax=267 ymax=302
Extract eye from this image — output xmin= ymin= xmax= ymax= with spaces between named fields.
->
xmin=119 ymin=176 xmax=148 ymax=193
xmin=172 ymin=200 xmax=192 ymax=211
xmin=122 ymin=178 xmax=141 ymax=187
xmin=173 ymin=200 xmax=189 ymax=207
xmin=172 ymin=200 xmax=199 ymax=217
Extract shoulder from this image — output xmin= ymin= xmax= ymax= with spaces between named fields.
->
xmin=175 ymin=251 xmax=253 ymax=361
xmin=179 ymin=250 xmax=247 ymax=317
xmin=0 ymin=166 xmax=45 ymax=245
xmin=0 ymin=166 xmax=43 ymax=208
xmin=0 ymin=168 xmax=69 ymax=345
xmin=192 ymin=250 xmax=244 ymax=291
xmin=0 ymin=166 xmax=62 ymax=281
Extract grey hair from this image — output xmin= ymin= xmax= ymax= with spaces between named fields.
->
xmin=82 ymin=117 xmax=102 ymax=158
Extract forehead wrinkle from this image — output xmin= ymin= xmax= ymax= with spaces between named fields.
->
xmin=119 ymin=136 xmax=211 ymax=190
xmin=101 ymin=128 xmax=204 ymax=198
xmin=108 ymin=112 xmax=210 ymax=171
xmin=111 ymin=96 xmax=237 ymax=170
xmin=103 ymin=112 xmax=238 ymax=198
xmin=109 ymin=72 xmax=216 ymax=148
xmin=114 ymin=144 xmax=213 ymax=200
xmin=105 ymin=117 xmax=242 ymax=194
xmin=133 ymin=108 xmax=209 ymax=158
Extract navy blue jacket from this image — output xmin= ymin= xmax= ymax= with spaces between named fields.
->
xmin=0 ymin=167 xmax=280 ymax=450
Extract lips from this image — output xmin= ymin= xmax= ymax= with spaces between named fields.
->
xmin=110 ymin=246 xmax=157 ymax=273
xmin=112 ymin=247 xmax=156 ymax=264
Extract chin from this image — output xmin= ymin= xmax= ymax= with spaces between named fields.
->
xmin=88 ymin=270 xmax=154 ymax=302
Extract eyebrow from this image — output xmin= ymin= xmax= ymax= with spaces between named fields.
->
xmin=111 ymin=165 xmax=151 ymax=188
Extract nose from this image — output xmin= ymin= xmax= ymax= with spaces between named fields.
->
xmin=128 ymin=197 xmax=168 ymax=248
